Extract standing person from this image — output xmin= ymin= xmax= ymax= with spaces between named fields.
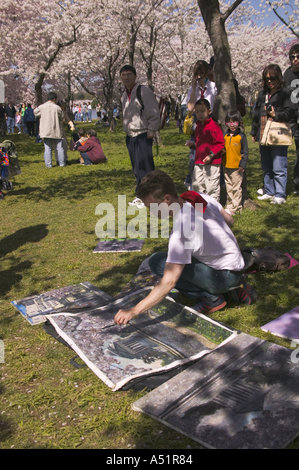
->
xmin=186 ymin=60 xmax=217 ymax=114
xmin=20 ymin=103 xmax=27 ymax=133
xmin=114 ymin=170 xmax=255 ymax=325
xmin=5 ymin=103 xmax=16 ymax=134
xmin=33 ymin=92 xmax=65 ymax=168
xmin=23 ymin=104 xmax=36 ymax=137
xmin=0 ymin=104 xmax=7 ymax=137
xmin=284 ymin=44 xmax=299 ymax=194
xmin=15 ymin=111 xmax=22 ymax=134
xmin=223 ymin=110 xmax=249 ymax=215
xmin=185 ymin=99 xmax=224 ymax=202
xmin=87 ymin=102 xmax=92 ymax=122
xmin=120 ymin=64 xmax=160 ymax=208
xmin=251 ymin=64 xmax=293 ymax=204
xmin=184 ymin=60 xmax=218 ymax=189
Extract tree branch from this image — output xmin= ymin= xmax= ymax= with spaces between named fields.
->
xmin=222 ymin=0 xmax=244 ymax=22
xmin=75 ymin=75 xmax=98 ymax=99
xmin=268 ymin=1 xmax=299 ymax=39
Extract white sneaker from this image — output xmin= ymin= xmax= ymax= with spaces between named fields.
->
xmin=128 ymin=197 xmax=145 ymax=209
xmin=257 ymin=188 xmax=264 ymax=195
xmin=270 ymin=197 xmax=286 ymax=205
xmin=257 ymin=194 xmax=274 ymax=201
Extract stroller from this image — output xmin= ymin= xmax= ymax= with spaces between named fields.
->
xmin=0 ymin=140 xmax=21 ymax=198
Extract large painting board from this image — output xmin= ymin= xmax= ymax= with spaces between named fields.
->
xmin=47 ymin=288 xmax=237 ymax=391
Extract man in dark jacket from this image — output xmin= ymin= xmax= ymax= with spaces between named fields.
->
xmin=6 ymin=103 xmax=16 ymax=134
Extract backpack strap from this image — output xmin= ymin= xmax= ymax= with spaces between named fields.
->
xmin=136 ymin=85 xmax=144 ymax=117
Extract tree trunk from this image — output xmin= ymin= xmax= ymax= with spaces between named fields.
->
xmin=197 ymin=0 xmax=238 ymax=128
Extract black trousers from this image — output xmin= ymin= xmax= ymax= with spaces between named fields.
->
xmin=126 ymin=132 xmax=155 ymax=191
xmin=291 ymin=122 xmax=299 ymax=190
xmin=27 ymin=121 xmax=35 ymax=137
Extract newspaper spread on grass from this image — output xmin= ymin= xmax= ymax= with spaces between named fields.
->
xmin=47 ymin=287 xmax=237 ymax=391
xmin=11 ymin=282 xmax=112 ymax=325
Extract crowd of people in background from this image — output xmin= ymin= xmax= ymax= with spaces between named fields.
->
xmin=1 ymin=43 xmax=299 ymax=211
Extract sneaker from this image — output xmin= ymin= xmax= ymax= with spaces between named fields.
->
xmin=257 ymin=194 xmax=274 ymax=201
xmin=270 ymin=197 xmax=286 ymax=205
xmin=294 ymin=189 xmax=299 ymax=195
xmin=0 ymin=191 xmax=4 ymax=200
xmin=236 ymin=283 xmax=258 ymax=305
xmin=257 ymin=188 xmax=264 ymax=195
xmin=128 ymin=197 xmax=145 ymax=209
xmin=193 ymin=295 xmax=227 ymax=315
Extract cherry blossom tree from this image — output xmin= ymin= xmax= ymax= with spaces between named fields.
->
xmin=0 ymin=0 xmax=98 ymax=105
xmin=265 ymin=1 xmax=299 ymax=38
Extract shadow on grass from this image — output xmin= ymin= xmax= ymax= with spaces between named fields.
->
xmin=0 ymin=383 xmax=14 ymax=444
xmin=0 ymin=260 xmax=33 ymax=297
xmin=0 ymin=224 xmax=48 ymax=258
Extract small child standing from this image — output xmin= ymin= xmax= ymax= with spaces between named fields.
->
xmin=223 ymin=110 xmax=248 ymax=215
xmin=16 ymin=111 xmax=22 ymax=134
xmin=186 ymin=98 xmax=224 ymax=202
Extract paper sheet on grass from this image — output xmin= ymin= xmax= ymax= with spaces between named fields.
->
xmin=261 ymin=305 xmax=299 ymax=341
xmin=47 ymin=287 xmax=237 ymax=391
xmin=11 ymin=282 xmax=112 ymax=325
xmin=132 ymin=332 xmax=299 ymax=449
xmin=93 ymin=239 xmax=144 ymax=253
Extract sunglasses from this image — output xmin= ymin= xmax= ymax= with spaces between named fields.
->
xmin=226 ymin=121 xmax=239 ymax=127
xmin=290 ymin=54 xmax=299 ymax=60
xmin=265 ymin=76 xmax=278 ymax=82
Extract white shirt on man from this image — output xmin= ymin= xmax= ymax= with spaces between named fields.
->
xmin=166 ymin=194 xmax=245 ymax=271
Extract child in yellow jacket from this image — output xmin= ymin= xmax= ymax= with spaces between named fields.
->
xmin=223 ymin=110 xmax=249 ymax=215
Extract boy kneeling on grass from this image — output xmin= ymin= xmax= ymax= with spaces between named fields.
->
xmin=73 ymin=129 xmax=107 ymax=165
xmin=114 ymin=170 xmax=257 ymax=326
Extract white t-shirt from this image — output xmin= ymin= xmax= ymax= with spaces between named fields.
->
xmin=186 ymin=79 xmax=217 ymax=112
xmin=166 ymin=195 xmax=245 ymax=271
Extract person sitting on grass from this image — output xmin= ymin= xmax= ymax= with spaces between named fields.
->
xmin=114 ymin=170 xmax=257 ymax=326
xmin=73 ymin=129 xmax=107 ymax=165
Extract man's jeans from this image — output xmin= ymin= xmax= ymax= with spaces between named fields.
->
xmin=43 ymin=138 xmax=65 ymax=167
xmin=148 ymin=252 xmax=243 ymax=301
xmin=7 ymin=117 xmax=14 ymax=133
xmin=260 ymin=145 xmax=288 ymax=198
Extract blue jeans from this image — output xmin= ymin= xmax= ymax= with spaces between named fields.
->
xmin=81 ymin=152 xmax=93 ymax=165
xmin=7 ymin=117 xmax=14 ymax=133
xmin=148 ymin=252 xmax=243 ymax=301
xmin=43 ymin=138 xmax=65 ymax=167
xmin=260 ymin=145 xmax=288 ymax=198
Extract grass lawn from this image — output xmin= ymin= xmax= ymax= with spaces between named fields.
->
xmin=1 ymin=117 xmax=299 ymax=449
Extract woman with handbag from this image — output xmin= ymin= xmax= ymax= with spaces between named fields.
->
xmin=251 ymin=64 xmax=294 ymax=204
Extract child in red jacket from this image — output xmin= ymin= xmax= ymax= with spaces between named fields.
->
xmin=186 ymin=98 xmax=224 ymax=202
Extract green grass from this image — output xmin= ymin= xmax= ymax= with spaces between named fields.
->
xmin=1 ymin=118 xmax=299 ymax=449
